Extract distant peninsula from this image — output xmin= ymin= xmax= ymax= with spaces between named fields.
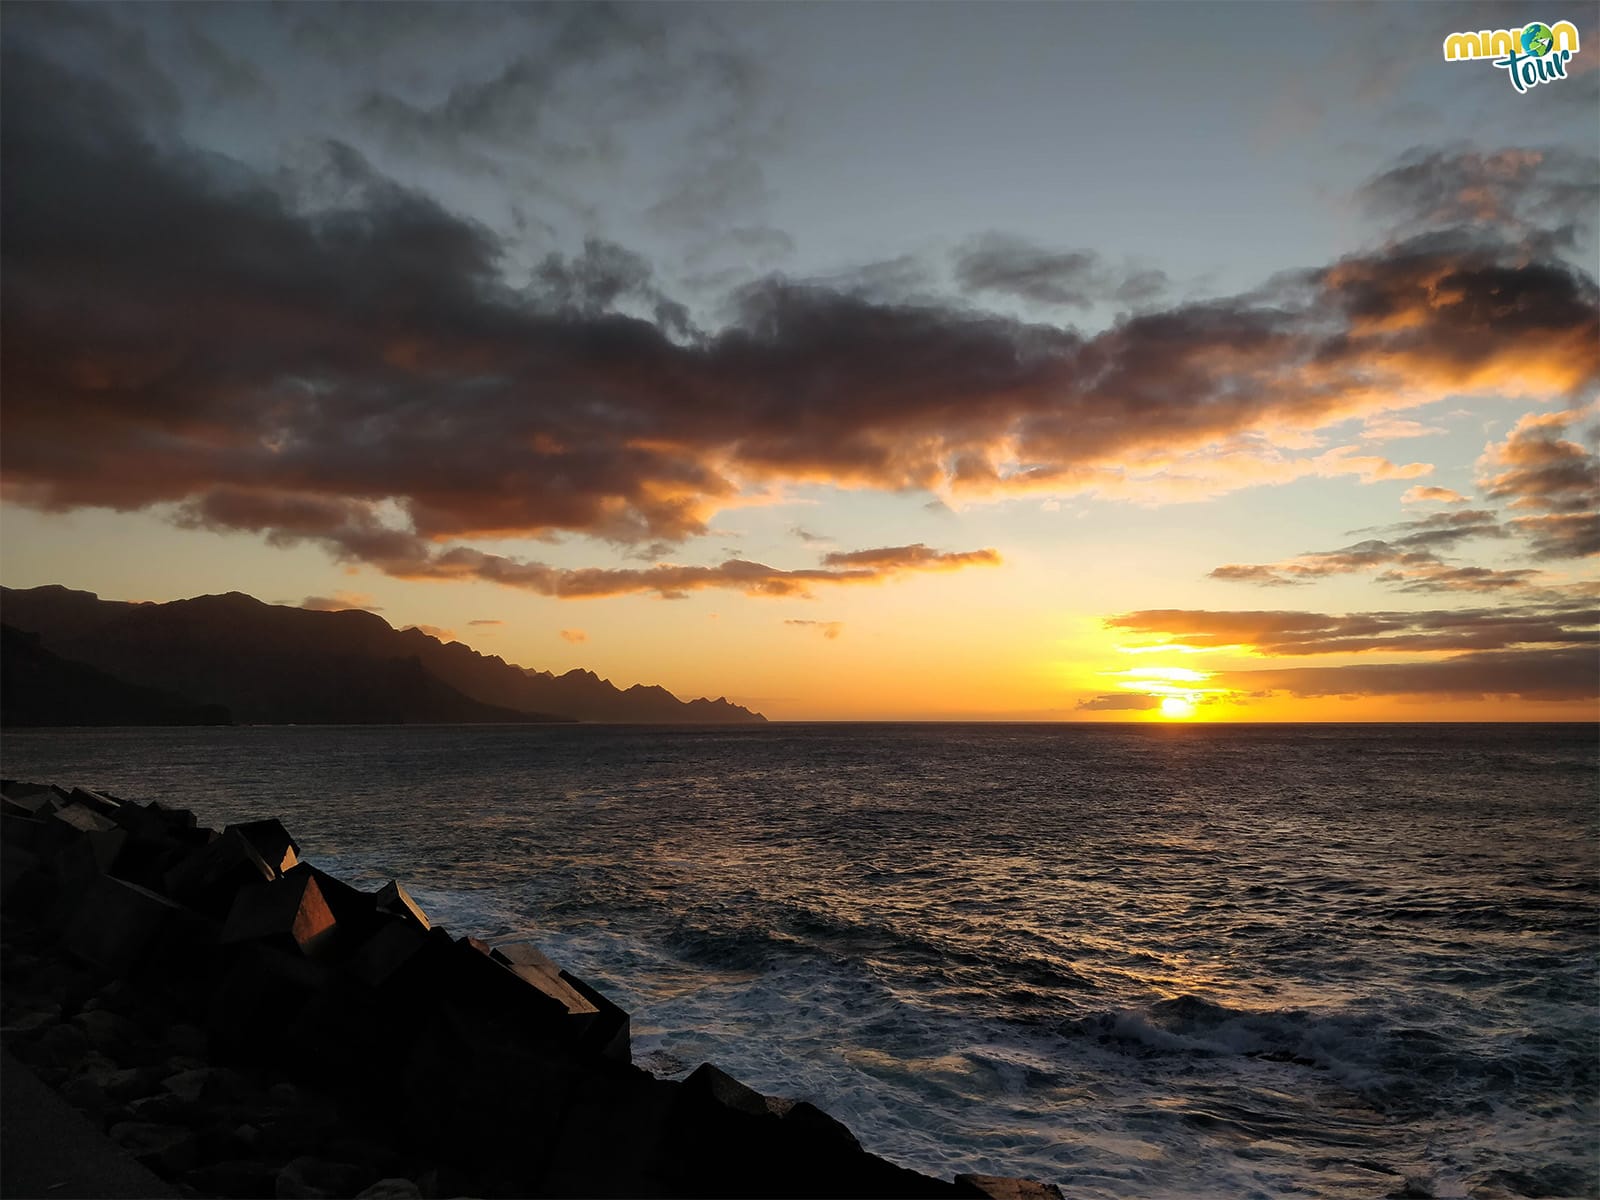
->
xmin=0 ymin=586 xmax=765 ymax=727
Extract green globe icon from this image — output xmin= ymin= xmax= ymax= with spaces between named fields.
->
xmin=1522 ymin=22 xmax=1554 ymax=55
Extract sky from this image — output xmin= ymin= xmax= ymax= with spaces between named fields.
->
xmin=1 ymin=1 xmax=1596 ymax=721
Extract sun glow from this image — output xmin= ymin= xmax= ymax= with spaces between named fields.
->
xmin=1160 ymin=696 xmax=1197 ymax=719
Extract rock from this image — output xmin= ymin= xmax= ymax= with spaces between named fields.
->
xmin=46 ymin=829 xmax=132 ymax=928
xmin=356 ymin=1179 xmax=423 ymax=1199
xmin=346 ymin=920 xmax=431 ymax=989
xmin=1 ymin=781 xmax=63 ymax=814
xmin=1 ymin=1007 xmax=60 ymax=1039
xmin=276 ymin=1156 xmax=371 ymax=1200
xmin=489 ymin=941 xmax=599 ymax=1019
xmin=1 ymin=810 xmax=46 ymax=850
xmin=205 ymin=944 xmax=332 ymax=1065
xmin=659 ymin=1062 xmax=959 ymax=1199
xmin=48 ymin=801 xmax=121 ymax=837
xmin=373 ymin=880 xmax=430 ymax=930
xmin=164 ymin=827 xmax=278 ymax=919
xmin=60 ymin=1073 xmax=111 ymax=1118
xmin=126 ymin=1091 xmax=195 ymax=1124
xmin=60 ymin=873 xmax=196 ymax=976
xmin=75 ymin=1061 xmax=155 ymax=1103
xmin=163 ymin=1022 xmax=209 ymax=1058
xmin=0 ymin=842 xmax=53 ymax=911
xmin=225 ymin=819 xmax=300 ymax=874
xmin=110 ymin=1120 xmax=200 ymax=1175
xmin=558 ymin=967 xmax=632 ymax=1063
xmin=221 ymin=873 xmax=338 ymax=959
xmin=37 ymin=1020 xmax=90 ymax=1067
xmin=67 ymin=786 xmax=124 ymax=815
xmin=954 ymin=1176 xmax=1066 ymax=1200
xmin=185 ymin=1158 xmax=280 ymax=1199
xmin=162 ymin=1065 xmax=259 ymax=1105
xmin=73 ymin=1007 xmax=144 ymax=1052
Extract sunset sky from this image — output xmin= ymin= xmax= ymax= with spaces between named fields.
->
xmin=2 ymin=2 xmax=1596 ymax=721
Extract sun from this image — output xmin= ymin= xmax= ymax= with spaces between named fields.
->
xmin=1159 ymin=695 xmax=1196 ymax=720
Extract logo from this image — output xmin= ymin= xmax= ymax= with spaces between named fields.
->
xmin=1442 ymin=19 xmax=1581 ymax=92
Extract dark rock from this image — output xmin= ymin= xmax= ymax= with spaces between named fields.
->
xmin=165 ymin=827 xmax=279 ymax=919
xmin=221 ymin=872 xmax=339 ymax=959
xmin=286 ymin=862 xmax=389 ymax=947
xmin=67 ymin=786 xmax=123 ymax=815
xmin=185 ymin=1158 xmax=281 ymax=1199
xmin=163 ymin=1021 xmax=209 ymax=1058
xmin=953 ymin=1176 xmax=1065 ymax=1200
xmin=659 ymin=1062 xmax=960 ymax=1199
xmin=36 ymin=1019 xmax=90 ymax=1067
xmin=163 ymin=1064 xmax=260 ymax=1105
xmin=48 ymin=801 xmax=120 ymax=837
xmin=0 ymin=842 xmax=50 ymax=909
xmin=1 ymin=781 xmax=64 ymax=815
xmin=559 ymin=967 xmax=632 ymax=1063
xmin=59 ymin=1072 xmax=111 ymax=1118
xmin=491 ymin=941 xmax=599 ymax=1019
xmin=206 ymin=943 xmax=331 ymax=1066
xmin=1 ymin=810 xmax=46 ymax=850
xmin=72 ymin=1006 xmax=144 ymax=1052
xmin=225 ymin=819 xmax=300 ymax=874
xmin=356 ymin=1179 xmax=423 ymax=1199
xmin=126 ymin=1091 xmax=196 ymax=1124
xmin=276 ymin=1155 xmax=372 ymax=1200
xmin=346 ymin=919 xmax=432 ymax=989
xmin=60 ymin=873 xmax=203 ymax=977
xmin=110 ymin=1119 xmax=201 ymax=1175
xmin=373 ymin=880 xmax=430 ymax=930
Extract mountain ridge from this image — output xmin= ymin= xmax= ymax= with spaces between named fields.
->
xmin=0 ymin=586 xmax=765 ymax=726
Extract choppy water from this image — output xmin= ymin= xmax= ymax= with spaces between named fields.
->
xmin=5 ymin=723 xmax=1596 ymax=1198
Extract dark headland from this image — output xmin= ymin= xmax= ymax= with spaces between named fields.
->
xmin=0 ymin=586 xmax=765 ymax=727
xmin=0 ymin=779 xmax=1058 ymax=1199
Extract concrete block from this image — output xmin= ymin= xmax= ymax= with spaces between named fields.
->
xmin=559 ymin=968 xmax=632 ymax=1063
xmin=165 ymin=827 xmax=278 ymax=919
xmin=373 ymin=880 xmax=430 ymax=930
xmin=61 ymin=875 xmax=187 ymax=975
xmin=224 ymin=818 xmax=299 ymax=873
xmin=221 ymin=873 xmax=338 ymax=959
xmin=68 ymin=786 xmax=123 ymax=816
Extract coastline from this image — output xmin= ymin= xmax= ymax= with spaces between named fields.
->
xmin=0 ymin=779 xmax=1059 ymax=1200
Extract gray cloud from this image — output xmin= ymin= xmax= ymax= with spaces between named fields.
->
xmin=952 ymin=233 xmax=1168 ymax=309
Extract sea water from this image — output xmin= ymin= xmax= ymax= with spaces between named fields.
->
xmin=4 ymin=723 xmax=1595 ymax=1199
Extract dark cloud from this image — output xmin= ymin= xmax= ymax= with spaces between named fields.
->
xmin=1209 ymin=512 xmax=1511 ymax=588
xmin=3 ymin=57 xmax=1597 ymax=594
xmin=559 ymin=629 xmax=587 ymax=643
xmin=1478 ymin=406 xmax=1600 ymax=558
xmin=784 ymin=619 xmax=842 ymax=640
xmin=820 ymin=544 xmax=1001 ymax=570
xmin=1106 ymin=602 xmax=1596 ymax=656
xmin=1372 ymin=564 xmax=1544 ymax=593
xmin=1360 ymin=146 xmax=1599 ymax=250
xmin=1401 ymin=485 xmax=1469 ymax=504
xmin=1076 ymin=694 xmax=1162 ymax=712
xmin=1216 ymin=647 xmax=1596 ymax=703
xmin=952 ymin=234 xmax=1167 ymax=308
xmin=467 ymin=618 xmax=503 ymax=626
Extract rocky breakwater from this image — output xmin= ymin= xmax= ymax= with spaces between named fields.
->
xmin=0 ymin=779 xmax=1062 ymax=1200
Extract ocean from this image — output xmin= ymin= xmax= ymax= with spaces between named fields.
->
xmin=4 ymin=723 xmax=1596 ymax=1199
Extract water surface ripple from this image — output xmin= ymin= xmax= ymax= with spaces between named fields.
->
xmin=5 ymin=723 xmax=1595 ymax=1199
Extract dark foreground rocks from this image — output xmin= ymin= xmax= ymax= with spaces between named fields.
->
xmin=1 ymin=779 xmax=1063 ymax=1199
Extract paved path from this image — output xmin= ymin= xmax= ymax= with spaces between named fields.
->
xmin=1 ymin=1047 xmax=175 ymax=1199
